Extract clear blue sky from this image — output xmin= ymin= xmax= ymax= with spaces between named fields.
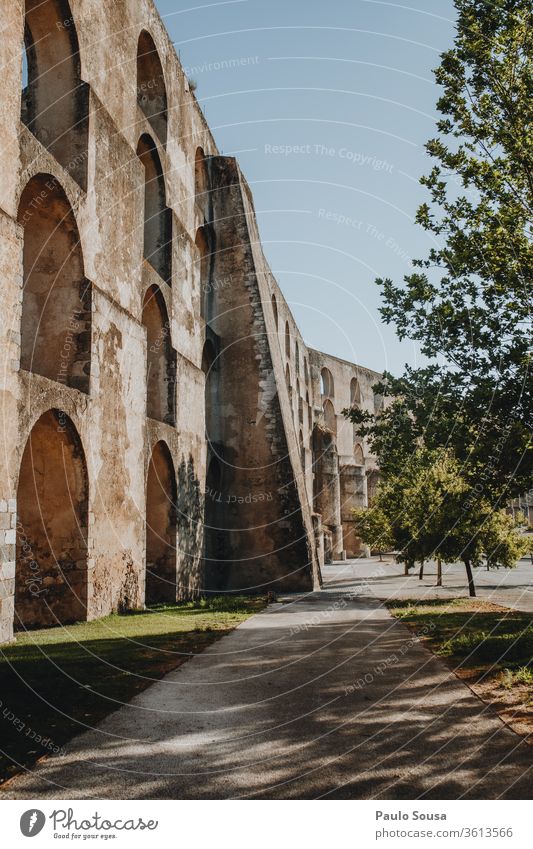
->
xmin=155 ymin=0 xmax=457 ymax=373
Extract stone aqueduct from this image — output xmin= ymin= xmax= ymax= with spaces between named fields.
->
xmin=0 ymin=0 xmax=381 ymax=644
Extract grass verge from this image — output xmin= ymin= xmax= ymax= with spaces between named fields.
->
xmin=0 ymin=595 xmax=266 ymax=785
xmin=387 ymin=598 xmax=533 ymax=742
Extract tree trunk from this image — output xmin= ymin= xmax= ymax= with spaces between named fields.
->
xmin=404 ymin=561 xmax=410 ymax=576
xmin=436 ymin=557 xmax=442 ymax=587
xmin=464 ymin=559 xmax=476 ymax=597
xmin=419 ymin=560 xmax=425 ymax=580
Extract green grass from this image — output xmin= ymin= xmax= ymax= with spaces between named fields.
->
xmin=387 ymin=598 xmax=533 ymax=673
xmin=0 ymin=595 xmax=266 ymax=784
xmin=501 ymin=666 xmax=533 ymax=690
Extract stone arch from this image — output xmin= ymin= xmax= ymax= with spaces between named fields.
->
xmin=15 ymin=409 xmax=88 ymax=629
xmin=323 ymin=398 xmax=337 ymax=436
xmin=320 ymin=367 xmax=334 ymax=398
xmin=22 ymin=0 xmax=89 ymax=190
xmin=285 ymin=363 xmax=291 ymax=392
xmin=285 ymin=321 xmax=291 ymax=358
xmin=271 ymin=293 xmax=278 ymax=329
xmin=295 ymin=341 xmax=300 ymax=375
xmin=350 ymin=377 xmax=361 ymax=407
xmin=195 ymin=225 xmax=213 ymax=320
xmin=354 ymin=443 xmax=364 ymax=465
xmin=142 ymin=285 xmax=176 ymax=425
xmin=18 ymin=174 xmax=91 ymax=393
xmin=137 ymin=30 xmax=168 ymax=146
xmin=304 ymin=356 xmax=309 ymax=384
xmin=137 ymin=134 xmax=172 ymax=283
xmin=202 ymin=338 xmax=217 ymax=375
xmin=296 ymin=379 xmax=303 ymax=424
xmin=145 ymin=441 xmax=177 ymax=604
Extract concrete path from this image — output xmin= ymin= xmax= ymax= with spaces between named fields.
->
xmin=2 ymin=565 xmax=532 ymax=800
xmin=327 ymin=557 xmax=533 ymax=612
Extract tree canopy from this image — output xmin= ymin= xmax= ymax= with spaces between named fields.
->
xmin=348 ymin=0 xmax=532 ymax=500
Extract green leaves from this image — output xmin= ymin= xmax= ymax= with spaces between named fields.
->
xmin=361 ymin=0 xmax=532 ymax=499
xmin=353 ymin=447 xmax=530 ymax=593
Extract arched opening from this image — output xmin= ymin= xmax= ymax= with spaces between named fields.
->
xmin=296 ymin=379 xmax=303 ymax=424
xmin=18 ymin=174 xmax=91 ymax=393
xmin=323 ymin=398 xmax=337 ymax=436
xmin=142 ymin=286 xmax=176 ymax=425
xmin=295 ymin=341 xmax=300 ymax=375
xmin=22 ymin=0 xmax=89 ymax=190
xmin=137 ymin=134 xmax=172 ymax=283
xmin=311 ymin=424 xmax=339 ymax=534
xmin=195 ymin=226 xmax=212 ymax=320
xmin=15 ymin=410 xmax=88 ymax=629
xmin=285 ymin=321 xmax=291 ymax=358
xmin=22 ymin=41 xmax=28 ymax=88
xmin=137 ymin=30 xmax=168 ymax=146
xmin=145 ymin=441 xmax=177 ymax=604
xmin=299 ymin=429 xmax=305 ymax=472
xmin=202 ymin=338 xmax=217 ymax=375
xmin=306 ymin=391 xmax=312 ymax=431
xmin=202 ymin=338 xmax=217 ymax=444
xmin=354 ymin=443 xmax=364 ymax=465
xmin=350 ymin=377 xmax=361 ymax=408
xmin=320 ymin=367 xmax=334 ymax=398
xmin=373 ymin=391 xmax=384 ymax=413
xmin=195 ymin=147 xmax=209 ymax=219
xmin=271 ymin=293 xmax=278 ymax=329
xmin=285 ymin=363 xmax=291 ymax=395
xmin=304 ymin=357 xmax=309 ymax=384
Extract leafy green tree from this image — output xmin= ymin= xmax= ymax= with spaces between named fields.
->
xmin=401 ymin=450 xmax=469 ymax=585
xmin=481 ymin=507 xmax=532 ymax=569
xmin=347 ymin=0 xmax=532 ymax=499
xmin=354 ymin=448 xmax=530 ymax=595
xmin=352 ymin=503 xmax=393 ymax=562
xmin=354 ymin=475 xmax=418 ymax=575
xmin=354 ymin=449 xmax=442 ymax=575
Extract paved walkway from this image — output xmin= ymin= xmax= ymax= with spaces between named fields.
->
xmin=2 ymin=563 xmax=532 ymax=800
xmin=327 ymin=557 xmax=533 ymax=612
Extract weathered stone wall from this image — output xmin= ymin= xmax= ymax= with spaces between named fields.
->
xmin=205 ymin=157 xmax=319 ymax=593
xmin=0 ymin=0 xmax=215 ymax=642
xmin=308 ymin=350 xmax=382 ymax=558
xmin=0 ymin=0 xmax=381 ymax=643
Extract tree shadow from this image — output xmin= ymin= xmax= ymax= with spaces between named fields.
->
xmin=2 ymin=595 xmax=532 ymax=800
